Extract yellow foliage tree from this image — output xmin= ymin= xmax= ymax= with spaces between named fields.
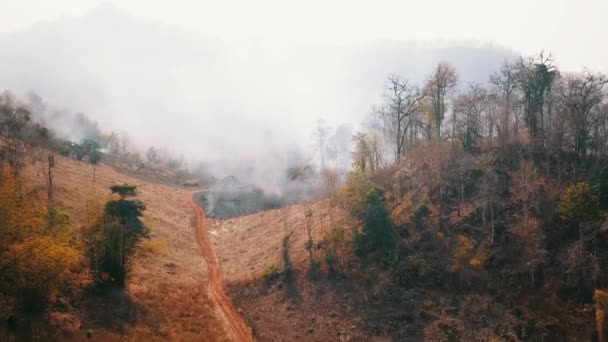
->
xmin=559 ymin=181 xmax=600 ymax=224
xmin=0 ymin=167 xmax=82 ymax=312
xmin=7 ymin=236 xmax=81 ymax=311
xmin=451 ymin=235 xmax=474 ymax=272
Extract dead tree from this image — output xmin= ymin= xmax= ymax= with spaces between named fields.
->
xmin=42 ymin=154 xmax=55 ymax=201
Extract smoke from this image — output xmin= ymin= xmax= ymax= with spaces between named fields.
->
xmin=0 ymin=4 xmax=517 ymax=196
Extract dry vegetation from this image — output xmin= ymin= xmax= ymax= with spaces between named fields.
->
xmin=21 ymin=151 xmax=230 ymax=341
xmin=208 ymin=199 xmax=343 ymax=284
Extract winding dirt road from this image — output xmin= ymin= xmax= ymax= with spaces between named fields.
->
xmin=187 ymin=192 xmax=253 ymax=342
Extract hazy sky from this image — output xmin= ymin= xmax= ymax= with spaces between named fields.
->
xmin=2 ymin=0 xmax=606 ymax=72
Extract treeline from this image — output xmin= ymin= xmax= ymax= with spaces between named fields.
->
xmin=0 ymin=90 xmax=187 ymax=173
xmin=357 ymin=52 xmax=607 ymax=168
xmin=326 ymin=52 xmax=608 ymax=339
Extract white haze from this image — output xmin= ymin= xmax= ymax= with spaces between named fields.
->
xmin=0 ymin=3 xmax=519 ymax=187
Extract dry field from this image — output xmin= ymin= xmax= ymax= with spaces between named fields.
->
xmin=208 ymin=199 xmax=344 ymax=284
xmin=23 ymin=151 xmax=230 ymax=341
xmin=208 ymin=200 xmax=383 ymax=342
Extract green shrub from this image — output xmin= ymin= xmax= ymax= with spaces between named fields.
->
xmin=360 ymin=187 xmax=396 ymax=255
xmin=263 ymin=265 xmax=281 ymax=285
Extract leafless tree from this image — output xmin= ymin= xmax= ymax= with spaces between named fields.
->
xmin=490 ymin=60 xmax=518 ymax=143
xmin=378 ymin=75 xmax=424 ymax=160
xmin=559 ymin=71 xmax=607 ymax=160
xmin=453 ymin=83 xmax=487 ymax=150
xmin=313 ymin=118 xmax=330 ymax=171
xmin=42 ymin=154 xmax=55 ymax=201
xmin=352 ymin=130 xmax=384 ymax=175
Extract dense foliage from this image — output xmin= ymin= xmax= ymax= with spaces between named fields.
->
xmin=83 ymin=184 xmax=148 ymax=287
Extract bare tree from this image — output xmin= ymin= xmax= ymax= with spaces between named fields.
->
xmin=42 ymin=154 xmax=55 ymax=201
xmin=559 ymin=71 xmax=607 ymax=160
xmin=352 ymin=130 xmax=384 ymax=175
xmin=378 ymin=75 xmax=424 ymax=160
xmin=453 ymin=83 xmax=487 ymax=150
xmin=490 ymin=60 xmax=518 ymax=143
xmin=313 ymin=118 xmax=330 ymax=171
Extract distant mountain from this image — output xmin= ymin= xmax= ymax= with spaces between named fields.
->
xmin=0 ymin=3 xmax=517 ymax=159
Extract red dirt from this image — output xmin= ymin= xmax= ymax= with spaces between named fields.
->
xmin=187 ymin=192 xmax=254 ymax=342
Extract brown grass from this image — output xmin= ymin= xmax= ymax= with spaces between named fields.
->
xmin=208 ymin=199 xmax=345 ymax=284
xmin=22 ymin=151 xmax=230 ymax=341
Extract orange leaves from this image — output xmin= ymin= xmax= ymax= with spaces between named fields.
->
xmin=595 ymin=290 xmax=608 ymax=342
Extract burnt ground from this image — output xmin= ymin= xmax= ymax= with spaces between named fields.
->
xmin=196 ymin=187 xmax=284 ymax=219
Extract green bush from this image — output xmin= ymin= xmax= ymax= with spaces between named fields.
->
xmin=360 ymin=187 xmax=396 ymax=255
xmin=263 ymin=266 xmax=281 ymax=285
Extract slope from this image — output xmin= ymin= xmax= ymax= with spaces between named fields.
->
xmin=22 ymin=151 xmax=231 ymax=341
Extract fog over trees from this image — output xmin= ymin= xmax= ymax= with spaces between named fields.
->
xmin=0 ymin=4 xmax=515 ymax=177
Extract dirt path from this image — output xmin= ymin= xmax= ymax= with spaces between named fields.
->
xmin=187 ymin=192 xmax=254 ymax=342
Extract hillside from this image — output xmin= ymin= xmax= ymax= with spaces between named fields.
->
xmin=203 ymin=143 xmax=606 ymax=341
xmin=17 ymin=151 xmax=231 ymax=341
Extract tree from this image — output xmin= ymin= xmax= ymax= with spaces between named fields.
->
xmin=559 ymin=71 xmax=607 ymax=160
xmin=84 ymin=184 xmax=148 ymax=287
xmin=424 ymin=63 xmax=458 ymax=140
xmin=304 ymin=209 xmax=315 ymax=264
xmin=110 ymin=183 xmax=138 ymax=199
xmin=313 ymin=118 xmax=330 ymax=171
xmin=356 ymin=187 xmax=395 ymax=256
xmin=8 ymin=236 xmax=81 ymax=312
xmin=146 ymin=146 xmax=160 ymax=164
xmin=0 ymin=91 xmax=31 ymax=179
xmin=453 ymin=83 xmax=486 ymax=150
xmin=595 ymin=290 xmax=608 ymax=342
xmin=42 ymin=154 xmax=55 ymax=201
xmin=352 ymin=131 xmax=383 ymax=175
xmin=0 ymin=167 xmax=81 ymax=312
xmin=490 ymin=60 xmax=518 ymax=143
xmin=515 ymin=53 xmax=558 ymax=149
xmin=378 ymin=75 xmax=424 ymax=159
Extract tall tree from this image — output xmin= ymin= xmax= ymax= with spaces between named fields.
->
xmin=378 ymin=75 xmax=423 ymax=160
xmin=424 ymin=63 xmax=458 ymax=141
xmin=515 ymin=53 xmax=558 ymax=149
xmin=559 ymin=71 xmax=607 ymax=160
xmin=453 ymin=83 xmax=487 ymax=150
xmin=490 ymin=60 xmax=518 ymax=143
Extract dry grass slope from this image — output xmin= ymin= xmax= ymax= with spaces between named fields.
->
xmin=23 ymin=151 xmax=230 ymax=341
xmin=208 ymin=199 xmax=343 ymax=284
